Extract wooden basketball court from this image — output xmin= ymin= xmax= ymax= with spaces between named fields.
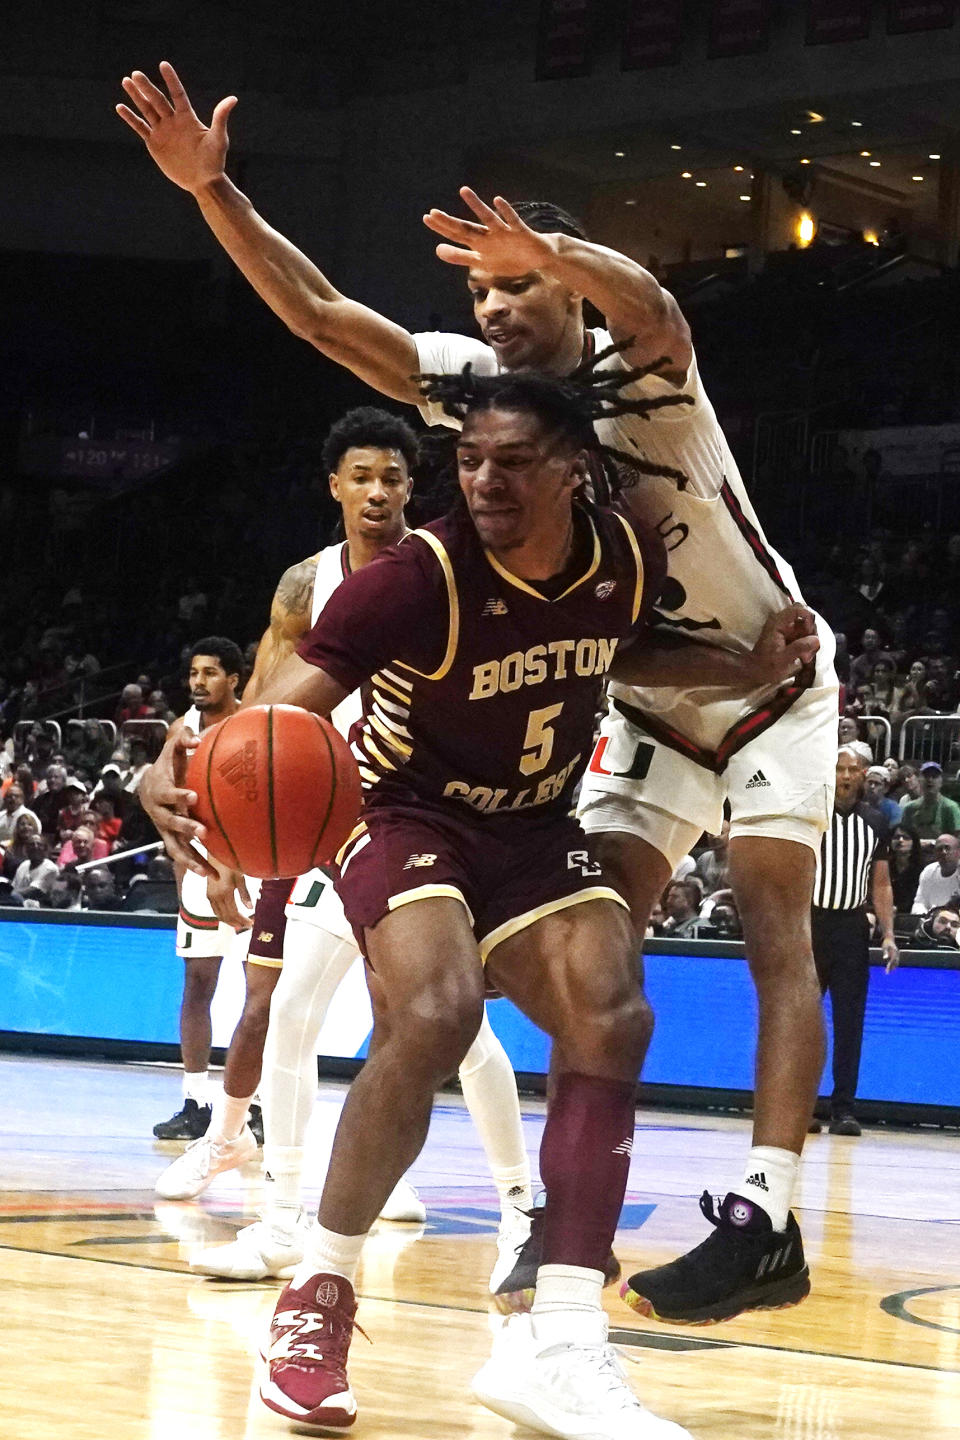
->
xmin=1 ymin=1052 xmax=958 ymax=1439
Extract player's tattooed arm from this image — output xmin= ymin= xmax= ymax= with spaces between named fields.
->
xmin=612 ymin=604 xmax=820 ymax=692
xmin=117 ymin=63 xmax=422 ymax=404
xmin=424 ymin=188 xmax=692 ymax=384
xmin=244 ymin=557 xmax=318 ymax=704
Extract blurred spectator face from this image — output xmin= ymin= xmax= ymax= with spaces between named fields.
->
xmin=908 ymin=660 xmax=927 ymax=685
xmin=838 ymin=717 xmax=859 ymax=744
xmin=13 ymin=814 xmax=39 ymax=846
xmin=922 ymin=632 xmax=946 ymax=658
xmin=928 ymin=657 xmax=950 ymax=684
xmin=923 ymin=679 xmax=946 ymax=708
xmin=663 ymin=882 xmax=699 ymax=921
xmin=80 ymin=809 xmax=99 ymax=828
xmin=136 ymin=674 xmax=152 ymax=693
xmin=4 ymin=785 xmax=23 ymax=813
xmin=900 ymin=763 xmax=920 ymax=797
xmin=147 ymin=855 xmax=175 ymax=881
xmin=71 ymin=826 xmax=94 ymax=862
xmin=883 ymin=757 xmax=900 ymax=784
xmin=128 ymin=740 xmax=149 ymax=767
xmin=92 ymin=796 xmax=114 ymax=820
xmin=836 ymin=749 xmax=866 ymax=804
xmin=83 ymin=867 xmax=116 ymax=907
xmin=861 ymin=628 xmax=880 ymax=654
xmin=890 ymin=826 xmax=916 ymax=857
xmin=712 ymin=903 xmax=741 ymax=938
xmin=864 ymin=768 xmax=888 ymax=805
xmin=83 ymin=719 xmax=101 ymax=742
xmin=872 ymin=658 xmax=895 ymax=685
xmin=15 ymin=763 xmax=33 ymax=791
xmin=63 ymin=783 xmax=86 ymax=812
xmin=930 ymin=908 xmax=960 ymax=942
xmin=921 ymin=765 xmax=944 ymax=796
xmin=833 ymin=632 xmax=848 ymax=657
xmin=50 ymin=875 xmax=81 ymax=909
xmin=45 ymin=763 xmax=67 ymax=792
xmin=100 ymin=768 xmax=123 ymax=797
xmin=24 ymin=833 xmax=46 ymax=865
xmin=122 ymin=684 xmax=143 ymax=707
xmin=933 ymin=835 xmax=960 ymax=873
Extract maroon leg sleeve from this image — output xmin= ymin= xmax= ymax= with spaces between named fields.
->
xmin=539 ymin=1071 xmax=637 ymax=1271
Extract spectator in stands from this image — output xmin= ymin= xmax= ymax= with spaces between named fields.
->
xmin=55 ymin=778 xmax=89 ymax=845
xmin=882 ymin=756 xmax=901 ymax=790
xmin=123 ymin=737 xmax=151 ymax=794
xmin=660 ymin=879 xmax=703 ymax=938
xmin=91 ymin=794 xmax=122 ymax=848
xmin=833 ymin=632 xmax=850 ymax=686
xmin=2 ymin=812 xmax=41 ymax=880
xmin=864 ymin=766 xmax=902 ymax=825
xmin=894 ymin=660 xmax=927 ymax=710
xmin=915 ymin=905 xmax=960 ymax=947
xmin=57 ymin=823 xmax=108 ymax=870
xmin=911 ymin=834 xmax=960 ymax=914
xmin=900 ymin=761 xmax=960 ymax=841
xmin=709 ymin=898 xmax=743 ymax=940
xmin=116 ymin=683 xmax=150 ymax=726
xmin=49 ymin=870 xmax=82 ymax=910
xmin=12 ymin=832 xmax=58 ymax=905
xmin=3 ymin=762 xmax=36 ymax=806
xmin=888 ymin=824 xmax=924 ymax=914
xmin=694 ymin=821 xmax=729 ymax=896
xmin=892 ymin=761 xmax=920 ymax=804
xmin=64 ymin=720 xmax=110 ymax=778
xmin=856 ymin=557 xmax=885 ymax=608
xmin=0 ymin=784 xmax=40 ymax=843
xmin=32 ymin=762 xmax=68 ymax=836
xmin=869 ymin=657 xmax=896 ymax=717
xmin=122 ymin=854 xmax=178 ymax=913
xmin=849 ymin=628 xmax=889 ymax=689
xmin=838 ymin=716 xmax=860 ymax=746
xmin=82 ymin=866 xmax=123 ymax=911
xmin=147 ymin=690 xmax=175 ymax=723
xmin=92 ymin=762 xmax=132 ymax=824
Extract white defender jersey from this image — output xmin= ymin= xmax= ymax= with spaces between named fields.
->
xmin=414 ymin=327 xmax=836 ymax=753
xmin=310 ymin=541 xmax=364 ymax=737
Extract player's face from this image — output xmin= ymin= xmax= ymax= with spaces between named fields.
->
xmin=835 ymin=751 xmax=865 ymax=803
xmin=457 ymin=408 xmax=584 ymax=555
xmin=467 ymin=268 xmax=580 ymax=371
xmin=330 ymin=447 xmax=411 ymax=544
xmin=189 ymin=656 xmax=236 ymax=711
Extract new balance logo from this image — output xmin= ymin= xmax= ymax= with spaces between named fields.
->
xmin=402 ymin=852 xmax=437 ymax=870
xmin=257 ymin=930 xmax=274 ymax=944
xmin=482 ymin=598 xmax=509 ymax=616
xmin=612 ymin=1137 xmax=634 ymax=1157
xmin=744 ymin=1171 xmax=769 ymax=1191
xmin=745 ymin=770 xmax=770 ymax=790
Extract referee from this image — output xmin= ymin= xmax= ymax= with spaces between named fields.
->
xmin=810 ymin=744 xmax=899 ymax=1136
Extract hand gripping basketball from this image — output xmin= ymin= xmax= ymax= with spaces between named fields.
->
xmin=185 ymin=705 xmax=361 ymax=879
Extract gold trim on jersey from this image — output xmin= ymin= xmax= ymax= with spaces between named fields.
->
xmin=369 ymin=710 xmax=413 ymax=753
xmin=372 ymin=688 xmax=411 ymax=721
xmin=362 ymin=735 xmax=397 ymax=772
xmin=379 ymin=667 xmax=412 ymax=692
xmin=392 ymin=530 xmax=459 ymax=681
xmin=478 ymin=885 xmax=628 ymax=963
xmin=336 ymin=821 xmax=369 ymax=870
xmin=247 ymin=953 xmax=284 ymax=970
xmin=482 ymin=516 xmax=601 ymax=602
xmin=612 ymin=512 xmax=646 ymax=624
xmin=387 ymin=884 xmax=475 ymax=926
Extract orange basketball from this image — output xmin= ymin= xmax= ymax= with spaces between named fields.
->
xmin=185 ymin=705 xmax=362 ymax=879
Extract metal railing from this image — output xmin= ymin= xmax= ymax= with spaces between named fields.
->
xmin=857 ymin=714 xmax=892 ymax=761
xmin=899 ymin=714 xmax=960 ymax=773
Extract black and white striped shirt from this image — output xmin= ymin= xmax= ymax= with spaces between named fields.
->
xmin=813 ymin=802 xmax=890 ymax=911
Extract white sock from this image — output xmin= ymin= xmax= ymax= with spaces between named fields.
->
xmin=182 ymin=1070 xmax=209 ymax=1103
xmin=263 ymin=1147 xmax=304 ymax=1229
xmin=291 ymin=1222 xmax=366 ymax=1288
xmin=209 ymin=1089 xmax=254 ymax=1144
xmin=740 ymin=1146 xmax=800 ymax=1232
xmin=531 ymin=1264 xmax=605 ymax=1346
xmin=458 ymin=1010 xmax=533 ymax=1218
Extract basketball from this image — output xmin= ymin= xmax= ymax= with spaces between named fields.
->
xmin=185 ymin=704 xmax=361 ymax=879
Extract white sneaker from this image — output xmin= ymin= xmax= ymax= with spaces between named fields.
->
xmin=155 ymin=1126 xmax=258 ymax=1201
xmin=190 ymin=1213 xmax=310 ymax=1280
xmin=378 ymin=1177 xmax=427 ymax=1223
xmin=472 ymin=1312 xmax=693 ymax=1439
xmin=489 ymin=1206 xmax=534 ymax=1297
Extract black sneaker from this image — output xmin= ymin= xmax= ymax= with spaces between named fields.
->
xmin=152 ymin=1098 xmax=212 ymax=1141
xmin=248 ymin=1103 xmax=264 ymax=1147
xmin=829 ymin=1114 xmax=861 ymax=1136
xmin=492 ymin=1205 xmax=621 ymax=1312
xmin=621 ymin=1191 xmax=810 ymax=1325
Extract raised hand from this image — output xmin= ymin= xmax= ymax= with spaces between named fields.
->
xmin=116 ymin=61 xmax=236 ymax=194
xmin=423 ymin=188 xmax=557 ymax=273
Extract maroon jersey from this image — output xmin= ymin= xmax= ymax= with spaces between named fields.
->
xmin=298 ymin=500 xmax=665 ymax=823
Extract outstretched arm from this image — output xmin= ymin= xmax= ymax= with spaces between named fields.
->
xmin=424 ymin=188 xmax=692 ymax=384
xmin=117 ymin=63 xmax=421 ymax=403
xmin=244 ymin=555 xmax=318 ymax=704
xmin=611 ymin=604 xmax=820 ymax=690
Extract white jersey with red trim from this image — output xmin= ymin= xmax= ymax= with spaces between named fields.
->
xmin=414 ymin=327 xmax=835 ymax=750
xmin=311 ymin=541 xmax=364 ymax=738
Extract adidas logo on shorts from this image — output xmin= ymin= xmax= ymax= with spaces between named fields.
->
xmin=745 ymin=770 xmax=771 ymax=790
xmin=745 ymin=1171 xmax=769 ymax=1191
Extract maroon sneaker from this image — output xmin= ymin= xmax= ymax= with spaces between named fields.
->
xmin=260 ymin=1271 xmax=363 ymax=1431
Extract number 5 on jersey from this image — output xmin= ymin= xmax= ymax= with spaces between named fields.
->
xmin=520 ymin=704 xmax=564 ymax=776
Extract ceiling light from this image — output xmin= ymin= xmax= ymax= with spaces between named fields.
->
xmin=797 ymin=213 xmax=815 ymax=247
xmin=614 ymin=151 xmax=625 ymax=158
xmin=860 ymin=150 xmax=871 ymax=157
xmin=790 ymin=128 xmax=802 ymax=135
xmin=870 ymin=160 xmax=881 ymax=167
xmin=695 ymin=181 xmax=707 ymax=187
xmin=864 ymin=229 xmax=879 ymax=245
xmin=800 ymin=158 xmax=810 ymax=165
xmin=625 ymin=199 xmax=636 ymax=205
xmin=681 ymin=171 xmax=692 ymax=179
xmin=852 ymin=120 xmax=863 ymax=127
xmin=739 ymin=194 xmax=751 ymax=202
xmin=912 ymin=175 xmax=924 ymax=182
xmin=733 ymin=165 xmax=744 ymax=172
xmin=929 ymin=152 xmax=941 ymax=160
xmin=671 ymin=144 xmax=682 ymax=151
xmin=807 ymin=111 xmax=825 ymax=123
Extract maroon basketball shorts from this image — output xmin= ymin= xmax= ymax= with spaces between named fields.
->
xmin=335 ymin=801 xmax=628 ymax=961
xmin=247 ymin=877 xmax=296 ymax=968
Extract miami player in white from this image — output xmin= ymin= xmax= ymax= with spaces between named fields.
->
xmin=189 ymin=407 xmax=536 ymax=1295
xmin=118 ymin=65 xmax=835 ymax=1324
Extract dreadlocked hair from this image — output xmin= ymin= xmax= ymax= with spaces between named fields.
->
xmin=417 ymin=339 xmax=694 ymax=500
